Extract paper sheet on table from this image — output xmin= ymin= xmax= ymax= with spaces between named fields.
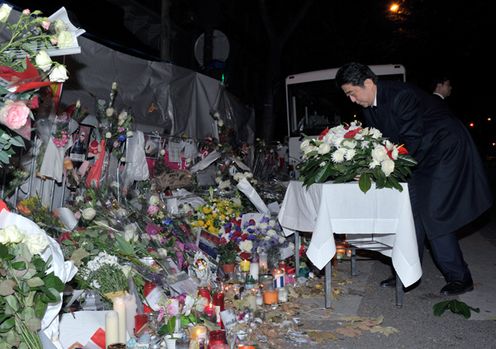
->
xmin=59 ymin=311 xmax=108 ymax=349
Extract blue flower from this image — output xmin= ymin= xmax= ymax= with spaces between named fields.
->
xmin=118 ymin=134 xmax=126 ymax=142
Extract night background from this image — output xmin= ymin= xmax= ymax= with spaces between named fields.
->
xmin=7 ymin=0 xmax=496 ymax=156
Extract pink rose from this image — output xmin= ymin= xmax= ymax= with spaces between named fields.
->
xmin=0 ymin=101 xmax=30 ymax=130
xmin=41 ymin=20 xmax=51 ymax=30
xmin=147 ymin=205 xmax=159 ymax=215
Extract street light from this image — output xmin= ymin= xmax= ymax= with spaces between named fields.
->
xmin=389 ymin=3 xmax=400 ymax=13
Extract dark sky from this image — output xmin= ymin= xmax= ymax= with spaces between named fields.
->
xmin=5 ymin=0 xmax=495 ymax=142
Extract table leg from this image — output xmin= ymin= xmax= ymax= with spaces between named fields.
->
xmin=395 ymin=273 xmax=404 ymax=308
xmin=325 ymin=260 xmax=332 ymax=308
xmin=295 ymin=231 xmax=300 ymax=277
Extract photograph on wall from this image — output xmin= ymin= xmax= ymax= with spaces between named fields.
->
xmin=144 ymin=133 xmax=162 ymax=159
xmin=70 ymin=125 xmax=92 ymax=163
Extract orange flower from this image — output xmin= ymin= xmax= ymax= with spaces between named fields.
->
xmin=16 ymin=202 xmax=31 ymax=215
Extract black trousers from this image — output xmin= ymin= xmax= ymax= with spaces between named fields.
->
xmin=419 ymin=231 xmax=472 ymax=283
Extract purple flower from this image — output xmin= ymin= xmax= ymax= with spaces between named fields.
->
xmin=145 ymin=223 xmax=161 ymax=235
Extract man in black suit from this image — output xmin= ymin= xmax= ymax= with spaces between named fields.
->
xmin=431 ymin=76 xmax=452 ymax=100
xmin=335 ymin=62 xmax=493 ymax=296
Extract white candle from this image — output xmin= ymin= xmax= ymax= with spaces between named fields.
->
xmin=105 ymin=311 xmax=119 ymax=348
xmin=124 ymin=294 xmax=137 ymax=337
xmin=249 ymin=262 xmax=259 ymax=281
xmin=259 ymin=252 xmax=268 ymax=273
xmin=113 ymin=296 xmax=127 ymax=344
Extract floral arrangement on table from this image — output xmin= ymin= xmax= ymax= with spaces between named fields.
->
xmin=298 ymin=121 xmax=417 ymax=193
xmin=0 ymin=225 xmax=64 ymax=349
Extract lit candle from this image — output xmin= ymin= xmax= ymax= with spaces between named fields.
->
xmin=112 ymin=296 xmax=127 ymax=344
xmin=205 ymin=302 xmax=215 ymax=318
xmin=249 ymin=262 xmax=259 ymax=281
xmin=263 ymin=289 xmax=278 ymax=305
xmin=105 ymin=311 xmax=119 ymax=348
xmin=190 ymin=325 xmax=207 ymax=341
xmin=255 ymin=292 xmax=263 ymax=306
xmin=258 ymin=252 xmax=268 ymax=273
xmin=239 ymin=259 xmax=250 ymax=272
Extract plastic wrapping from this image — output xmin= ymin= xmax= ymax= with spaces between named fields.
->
xmin=123 ymin=130 xmax=149 ymax=189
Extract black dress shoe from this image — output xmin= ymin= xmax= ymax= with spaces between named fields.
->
xmin=380 ymin=276 xmax=396 ymax=288
xmin=440 ymin=280 xmax=474 ymax=296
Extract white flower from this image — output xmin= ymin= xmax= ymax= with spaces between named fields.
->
xmin=49 ymin=64 xmax=68 ymax=82
xmin=56 ymin=30 xmax=74 ymax=48
xmin=82 ymin=207 xmax=96 ymax=221
xmin=384 ymin=140 xmax=398 ymax=160
xmin=345 ymin=149 xmax=356 ymax=161
xmin=159 ymin=149 xmax=166 ymax=156
xmin=217 ymin=119 xmax=224 ymax=127
xmin=157 ymin=248 xmax=168 ymax=258
xmin=218 ymin=179 xmax=231 ymax=190
xmin=232 ymin=197 xmax=242 ymax=206
xmin=239 ymin=240 xmax=253 ymax=253
xmin=381 ymin=158 xmax=395 ymax=177
xmin=0 ymin=225 xmax=25 ymax=244
xmin=106 ymin=108 xmax=114 ymax=117
xmin=342 ymin=139 xmax=357 ymax=149
xmin=149 ymin=195 xmax=160 ymax=206
xmin=371 ymin=145 xmax=388 ymax=163
xmin=24 ymin=234 xmax=49 ymax=255
xmin=317 ymin=142 xmax=331 ymax=155
xmin=53 ymin=19 xmax=67 ymax=33
xmin=266 ymin=229 xmax=277 ymax=237
xmin=105 ymin=132 xmax=112 ymax=139
xmin=121 ymin=264 xmax=132 ymax=278
xmin=126 ymin=130 xmax=134 ymax=138
xmin=331 ymin=148 xmax=347 ymax=163
xmin=369 ymin=128 xmax=383 ymax=139
xmin=278 ymin=236 xmax=286 ymax=244
xmin=35 ymin=50 xmax=53 ymax=72
xmin=300 ymin=139 xmax=310 ymax=150
xmin=0 ymin=4 xmax=12 ymax=23
xmin=369 ymin=159 xmax=380 ymax=169
xmin=118 ymin=111 xmax=128 ymax=125
xmin=183 ymin=295 xmax=195 ymax=316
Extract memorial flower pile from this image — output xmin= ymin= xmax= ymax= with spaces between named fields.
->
xmin=190 ymin=197 xmax=242 ymax=235
xmin=298 ymin=121 xmax=417 ymax=193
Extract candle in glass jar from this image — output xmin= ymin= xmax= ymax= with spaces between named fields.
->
xmin=278 ymin=287 xmax=288 ymax=303
xmin=112 ymin=296 xmax=127 ymax=344
xmin=244 ymin=293 xmax=257 ymax=311
xmin=190 ymin=325 xmax=207 ymax=341
xmin=258 ymin=252 xmax=268 ymax=273
xmin=263 ymin=289 xmax=278 ymax=305
xmin=256 ymin=292 xmax=263 ymax=306
xmin=105 ymin=310 xmax=119 ymax=347
xmin=239 ymin=259 xmax=250 ymax=272
xmin=249 ymin=262 xmax=259 ymax=281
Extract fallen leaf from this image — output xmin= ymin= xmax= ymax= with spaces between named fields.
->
xmin=369 ymin=325 xmax=399 ymax=336
xmin=335 ymin=326 xmax=362 ymax=337
xmin=306 ymin=330 xmax=338 ymax=342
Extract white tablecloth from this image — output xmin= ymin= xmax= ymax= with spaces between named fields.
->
xmin=278 ymin=181 xmax=422 ymax=287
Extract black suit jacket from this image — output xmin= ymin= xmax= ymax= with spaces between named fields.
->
xmin=362 ymin=80 xmax=492 ymax=239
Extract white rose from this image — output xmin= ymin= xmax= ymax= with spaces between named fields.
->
xmin=123 ymin=227 xmax=137 ymax=242
xmin=217 ymin=119 xmax=224 ymax=127
xmin=82 ymin=207 xmax=96 ymax=220
xmin=3 ymin=225 xmax=24 ymax=244
xmin=266 ymin=229 xmax=277 ymax=237
xmin=106 ymin=108 xmax=114 ymax=117
xmin=278 ymin=236 xmax=286 ymax=244
xmin=239 ymin=240 xmax=253 ymax=253
xmin=118 ymin=111 xmax=128 ymax=125
xmin=105 ymin=132 xmax=112 ymax=139
xmin=157 ymin=248 xmax=168 ymax=258
xmin=369 ymin=128 xmax=383 ymax=139
xmin=381 ymin=158 xmax=395 ymax=177
xmin=149 ymin=195 xmax=160 ymax=206
xmin=53 ymin=19 xmax=67 ymax=33
xmin=57 ymin=30 xmax=74 ymax=48
xmin=49 ymin=64 xmax=68 ymax=82
xmin=371 ymin=145 xmax=388 ymax=162
xmin=35 ymin=50 xmax=53 ymax=72
xmin=24 ymin=234 xmax=49 ymax=255
xmin=0 ymin=4 xmax=12 ymax=23
xmin=342 ymin=139 xmax=357 ymax=149
xmin=331 ymin=148 xmax=347 ymax=163
xmin=318 ymin=142 xmax=331 ymax=155
xmin=159 ymin=149 xmax=165 ymax=156
xmin=0 ymin=229 xmax=8 ymax=244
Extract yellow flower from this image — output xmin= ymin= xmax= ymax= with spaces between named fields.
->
xmin=202 ymin=206 xmax=212 ymax=214
xmin=197 ymin=219 xmax=205 ymax=227
xmin=208 ymin=226 xmax=218 ymax=235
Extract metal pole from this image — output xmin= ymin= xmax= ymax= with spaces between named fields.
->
xmin=324 ymin=260 xmax=332 ymax=308
xmin=294 ymin=231 xmax=300 ymax=277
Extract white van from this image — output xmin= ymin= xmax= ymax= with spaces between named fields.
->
xmin=285 ymin=64 xmax=406 ymax=169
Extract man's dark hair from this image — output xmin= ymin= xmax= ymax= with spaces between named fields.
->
xmin=430 ymin=76 xmax=450 ymax=92
xmin=336 ymin=62 xmax=378 ymax=87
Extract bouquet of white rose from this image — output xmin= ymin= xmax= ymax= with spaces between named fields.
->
xmin=298 ymin=121 xmax=417 ymax=193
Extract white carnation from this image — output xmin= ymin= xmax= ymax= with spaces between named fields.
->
xmin=317 ymin=142 xmax=331 ymax=155
xmin=345 ymin=149 xmax=356 ymax=160
xmin=331 ymin=148 xmax=347 ymax=163
xmin=82 ymin=207 xmax=96 ymax=221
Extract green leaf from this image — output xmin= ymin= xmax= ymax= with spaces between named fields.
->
xmin=43 ymin=273 xmax=65 ymax=292
xmin=433 ymin=299 xmax=480 ymax=319
xmin=10 ymin=261 xmax=27 ymax=271
xmin=433 ymin=300 xmax=450 ymax=316
xmin=115 ymin=235 xmax=135 ymax=256
xmin=27 ymin=277 xmax=45 ymax=288
xmin=5 ymin=295 xmax=19 ymax=312
xmin=0 ymin=280 xmax=16 ymax=296
xmin=0 ymin=317 xmax=15 ymax=332
xmin=359 ymin=173 xmax=372 ymax=193
xmin=34 ymin=296 xmax=48 ymax=319
xmin=0 ymin=244 xmax=11 ymax=259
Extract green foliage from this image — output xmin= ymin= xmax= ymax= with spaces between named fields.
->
xmin=217 ymin=240 xmax=238 ymax=264
xmin=433 ymin=299 xmax=480 ymax=319
xmin=0 ymin=242 xmax=64 ymax=349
